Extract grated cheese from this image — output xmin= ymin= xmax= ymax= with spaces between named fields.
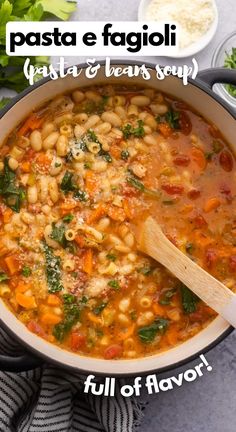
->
xmin=146 ymin=0 xmax=216 ymax=49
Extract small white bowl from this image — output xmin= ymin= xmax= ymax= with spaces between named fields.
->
xmin=138 ymin=0 xmax=219 ymax=58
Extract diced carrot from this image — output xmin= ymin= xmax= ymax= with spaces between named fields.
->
xmin=47 ymin=294 xmax=61 ymax=306
xmin=83 ymin=249 xmax=93 ymax=275
xmin=15 ymin=293 xmax=36 ymax=309
xmin=16 ymin=282 xmax=31 ymax=293
xmin=4 ymin=255 xmax=21 ymax=275
xmin=40 ymin=312 xmax=62 ymax=325
xmin=107 ymin=205 xmax=126 ymax=222
xmin=204 ymin=197 xmax=221 ymax=213
xmin=118 ymin=324 xmax=135 ymax=341
xmin=180 ymin=204 xmax=194 ymax=215
xmin=18 ymin=114 xmax=44 ymax=137
xmin=87 ymin=311 xmax=102 ymax=324
xmin=60 ymin=200 xmax=78 ymax=216
xmin=110 ymin=145 xmax=121 ymax=159
xmin=157 ymin=122 xmax=172 ymax=138
xmin=3 ymin=208 xmax=13 ymax=223
xmin=153 ymin=302 xmax=165 ymax=315
xmin=193 ymin=231 xmax=213 ymax=247
xmin=35 ymin=152 xmax=52 ymax=169
xmin=191 ymin=147 xmax=207 ymax=170
xmin=75 ymin=235 xmax=86 ymax=248
xmin=21 ymin=161 xmax=31 ymax=173
xmin=87 ymin=203 xmax=106 ymax=225
xmin=0 ymin=246 xmax=9 ymax=258
xmin=166 ymin=327 xmax=179 ymax=345
xmin=85 ymin=170 xmax=98 ymax=195
xmin=123 ymin=199 xmax=133 ymax=219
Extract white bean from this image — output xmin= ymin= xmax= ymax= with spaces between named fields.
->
xmin=30 ymin=130 xmax=42 ymax=151
xmin=101 ymin=112 xmax=121 ymax=127
xmin=27 ymin=185 xmax=38 ymax=204
xmin=49 ymin=178 xmax=59 ymax=203
xmin=130 ymin=95 xmax=150 ymax=106
xmin=43 ymin=132 xmax=60 ymax=150
xmin=56 ymin=135 xmax=68 ymax=157
xmin=150 ymin=104 xmax=168 ymax=115
xmin=72 ymin=90 xmax=85 ymax=103
xmin=8 ymin=157 xmax=18 ymax=171
xmin=84 ymin=115 xmax=100 ymax=130
xmin=41 ymin=123 xmax=55 ymax=139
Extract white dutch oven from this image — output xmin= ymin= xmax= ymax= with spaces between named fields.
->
xmin=0 ymin=62 xmax=235 ymax=375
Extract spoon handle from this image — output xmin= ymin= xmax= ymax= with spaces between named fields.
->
xmin=139 ymin=217 xmax=236 ymax=328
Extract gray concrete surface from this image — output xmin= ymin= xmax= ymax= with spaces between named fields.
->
xmin=1 ymin=1 xmax=236 ymax=431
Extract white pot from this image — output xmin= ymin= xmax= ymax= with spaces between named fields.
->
xmin=0 ymin=62 xmax=235 ymax=375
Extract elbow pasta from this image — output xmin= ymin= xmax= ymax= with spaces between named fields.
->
xmin=0 ymin=84 xmax=233 ymax=360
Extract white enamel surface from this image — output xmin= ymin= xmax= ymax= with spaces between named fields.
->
xmin=138 ymin=0 xmax=218 ymax=58
xmin=0 ymin=64 xmax=234 ymax=375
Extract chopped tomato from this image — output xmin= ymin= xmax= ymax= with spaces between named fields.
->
xmin=220 ymin=184 xmax=232 ymax=202
xmin=229 ymin=256 xmax=236 ymax=272
xmin=173 ymin=155 xmax=190 ymax=166
xmin=191 ymin=214 xmax=208 ymax=228
xmin=189 ymin=311 xmax=203 ymax=322
xmin=219 ymin=150 xmax=233 ymax=172
xmin=191 ymin=147 xmax=206 ymax=171
xmin=179 ymin=111 xmax=192 ymax=135
xmin=70 ymin=332 xmax=86 ymax=351
xmin=187 ymin=189 xmax=201 ymax=200
xmin=157 ymin=122 xmax=172 ymax=138
xmin=206 ymin=249 xmax=218 ymax=268
xmin=122 ymin=184 xmax=139 ymax=197
xmin=23 ymin=148 xmax=36 ymax=162
xmin=104 ymin=344 xmax=123 ymax=359
xmin=27 ymin=320 xmax=47 ymax=338
xmin=209 ymin=124 xmax=221 ymax=139
xmin=161 ymin=184 xmax=184 ymax=195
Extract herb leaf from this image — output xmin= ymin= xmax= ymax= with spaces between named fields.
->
xmin=87 ymin=129 xmax=112 ymax=163
xmin=121 ymin=150 xmax=130 ymax=161
xmin=122 ymin=120 xmax=145 ymax=139
xmin=137 ymin=266 xmax=153 ymax=276
xmin=224 ymin=48 xmax=236 ymax=97
xmin=0 ymin=272 xmax=9 ymax=282
xmin=159 ymin=288 xmax=176 ymax=305
xmin=0 ymin=157 xmax=25 ymax=212
xmin=127 ymin=177 xmax=160 ymax=199
xmin=138 ymin=318 xmax=169 ymax=343
xmin=22 ymin=266 xmax=32 ymax=277
xmin=181 ymin=284 xmax=200 ymax=314
xmin=106 ymin=253 xmax=117 ymax=262
xmin=50 ymin=223 xmax=67 ymax=248
xmin=60 ymin=171 xmax=87 ymax=201
xmin=93 ymin=302 xmax=108 ymax=315
xmin=60 ymin=171 xmax=76 ymax=194
xmin=63 ymin=214 xmax=74 ymax=223
xmin=165 ymin=109 xmax=180 ymax=129
xmin=43 ymin=242 xmax=63 ymax=293
xmin=108 ymin=280 xmax=120 ymax=290
xmin=53 ymin=295 xmax=81 ymax=342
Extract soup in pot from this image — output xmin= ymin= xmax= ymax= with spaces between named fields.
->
xmin=0 ymin=85 xmax=235 ymax=359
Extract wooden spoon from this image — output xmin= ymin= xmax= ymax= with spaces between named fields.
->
xmin=138 ymin=216 xmax=236 ymax=328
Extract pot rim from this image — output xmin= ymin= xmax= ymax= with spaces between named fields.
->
xmin=0 ymin=59 xmax=234 ymax=376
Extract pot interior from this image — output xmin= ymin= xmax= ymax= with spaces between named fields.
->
xmin=0 ymin=64 xmax=233 ymax=375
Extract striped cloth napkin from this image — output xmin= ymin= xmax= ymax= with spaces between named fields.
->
xmin=0 ymin=328 xmax=144 ymax=432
